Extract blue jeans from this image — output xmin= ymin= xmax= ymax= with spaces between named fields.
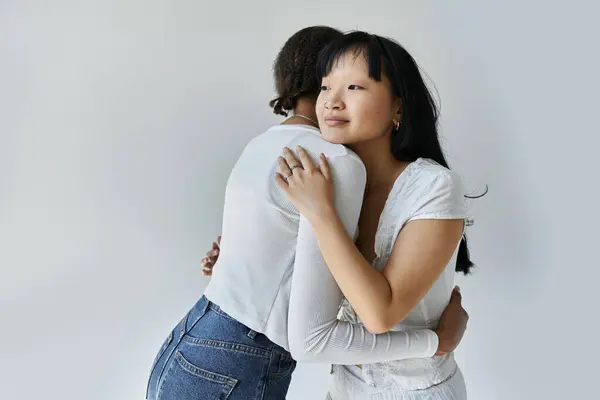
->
xmin=146 ymin=296 xmax=296 ymax=400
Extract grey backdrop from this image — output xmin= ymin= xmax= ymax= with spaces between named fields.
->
xmin=1 ymin=1 xmax=597 ymax=399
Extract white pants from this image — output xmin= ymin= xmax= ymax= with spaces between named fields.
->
xmin=326 ymin=365 xmax=467 ymax=400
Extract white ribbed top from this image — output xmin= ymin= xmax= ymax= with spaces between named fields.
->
xmin=204 ymin=124 xmax=438 ymax=364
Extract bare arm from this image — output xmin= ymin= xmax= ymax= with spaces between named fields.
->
xmin=311 ymin=213 xmax=463 ymax=333
xmin=285 ymin=153 xmax=439 ymax=363
xmin=278 ymin=147 xmax=467 ymax=335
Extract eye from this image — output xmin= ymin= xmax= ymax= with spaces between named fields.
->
xmin=320 ymin=85 xmax=329 ymax=91
xmin=348 ymin=85 xmax=364 ymax=90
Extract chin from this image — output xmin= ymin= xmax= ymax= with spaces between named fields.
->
xmin=320 ymin=130 xmax=349 ymax=145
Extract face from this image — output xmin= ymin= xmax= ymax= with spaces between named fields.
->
xmin=316 ymin=50 xmax=401 ymax=145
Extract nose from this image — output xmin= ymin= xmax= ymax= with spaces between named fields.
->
xmin=324 ymin=90 xmax=345 ymax=110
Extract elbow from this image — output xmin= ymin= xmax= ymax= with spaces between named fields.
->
xmin=288 ymin=339 xmax=320 ymax=363
xmin=363 ymin=314 xmax=398 ymax=335
xmin=287 ymin=323 xmax=329 ymax=363
xmin=360 ymin=301 xmax=411 ymax=334
xmin=364 ymin=321 xmax=391 ymax=335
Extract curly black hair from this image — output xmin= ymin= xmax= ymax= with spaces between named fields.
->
xmin=269 ymin=26 xmax=343 ymax=116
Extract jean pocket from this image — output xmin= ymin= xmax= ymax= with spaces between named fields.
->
xmin=157 ymin=351 xmax=238 ymax=400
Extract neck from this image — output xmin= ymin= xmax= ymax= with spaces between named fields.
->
xmin=290 ymin=97 xmax=318 ymax=126
xmin=349 ymin=134 xmax=408 ymax=192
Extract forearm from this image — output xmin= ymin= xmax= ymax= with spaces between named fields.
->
xmin=310 ymin=208 xmax=399 ymax=333
xmin=289 ymin=317 xmax=438 ymax=363
xmin=289 ymin=216 xmax=438 ymax=364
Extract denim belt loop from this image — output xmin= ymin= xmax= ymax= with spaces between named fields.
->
xmin=200 ymin=295 xmax=210 ymax=315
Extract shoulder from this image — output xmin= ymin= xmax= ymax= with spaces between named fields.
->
xmin=252 ymin=125 xmax=366 ymax=179
xmin=328 ymin=146 xmax=365 ymax=171
xmin=327 ymin=147 xmax=366 ymax=189
xmin=266 ymin=125 xmax=366 ymax=181
xmin=391 ymin=158 xmax=466 ymax=219
xmin=264 ymin=125 xmax=360 ymax=158
xmin=403 ymin=158 xmax=463 ymax=196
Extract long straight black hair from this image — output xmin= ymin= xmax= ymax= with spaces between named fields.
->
xmin=317 ymin=31 xmax=475 ymax=274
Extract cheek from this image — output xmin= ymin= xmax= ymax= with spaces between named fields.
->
xmin=316 ymin=91 xmax=325 ymax=108
xmin=316 ymin=97 xmax=326 ymax=118
xmin=352 ymin=99 xmax=391 ymax=132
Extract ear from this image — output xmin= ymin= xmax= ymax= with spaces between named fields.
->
xmin=392 ymin=97 xmax=403 ymax=124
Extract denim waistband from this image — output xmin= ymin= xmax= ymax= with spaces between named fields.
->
xmin=200 ymin=295 xmax=292 ymax=356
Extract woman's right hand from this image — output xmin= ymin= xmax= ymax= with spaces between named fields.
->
xmin=201 ymin=235 xmax=221 ymax=276
xmin=434 ymin=286 xmax=469 ymax=355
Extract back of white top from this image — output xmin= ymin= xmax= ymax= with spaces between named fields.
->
xmin=205 ymin=124 xmax=439 ymax=364
xmin=204 ymin=124 xmax=360 ymax=348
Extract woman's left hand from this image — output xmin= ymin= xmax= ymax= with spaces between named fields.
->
xmin=275 ymin=146 xmax=335 ymax=221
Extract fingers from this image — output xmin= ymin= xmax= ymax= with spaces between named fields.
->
xmin=202 ymin=239 xmax=221 ymax=276
xmin=451 ymin=286 xmax=469 ymax=321
xmin=319 ymin=153 xmax=331 ymax=180
xmin=278 ymin=146 xmax=328 ymax=183
xmin=295 ymin=146 xmax=316 ymax=174
xmin=201 ymin=254 xmax=213 ymax=266
xmin=275 ymin=172 xmax=289 ymax=189
xmin=207 ymin=248 xmax=219 ymax=258
xmin=450 ymin=286 xmax=462 ymax=302
xmin=201 ymin=257 xmax=213 ymax=276
xmin=202 ymin=255 xmax=216 ymax=267
xmin=282 ymin=147 xmax=302 ymax=172
xmin=278 ymin=156 xmax=293 ymax=180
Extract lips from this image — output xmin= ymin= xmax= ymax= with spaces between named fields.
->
xmin=324 ymin=116 xmax=349 ymax=127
